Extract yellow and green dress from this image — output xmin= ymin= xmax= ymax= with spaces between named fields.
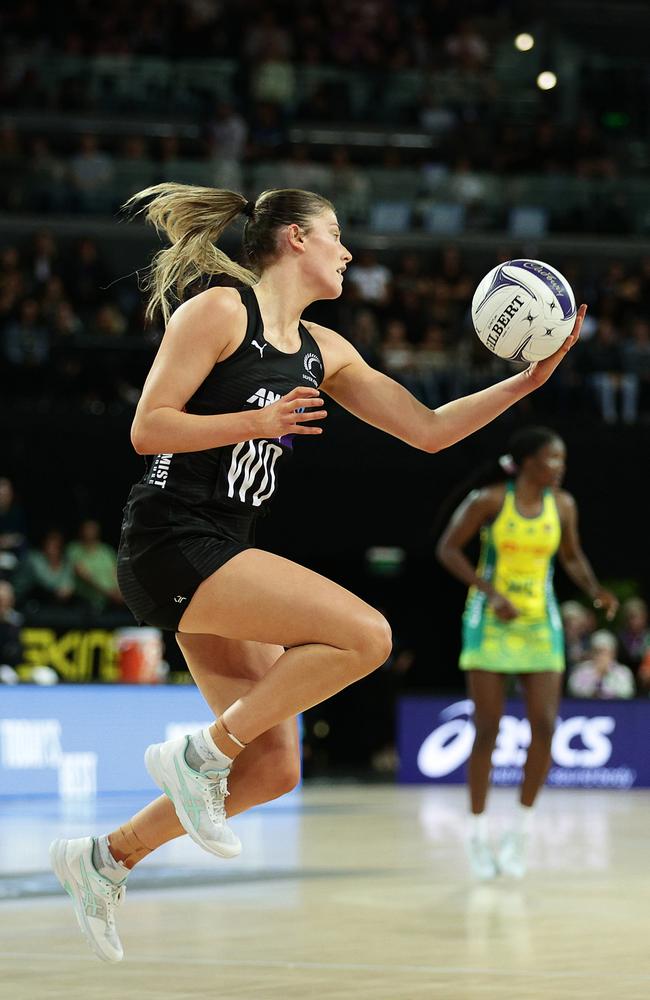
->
xmin=460 ymin=482 xmax=565 ymax=673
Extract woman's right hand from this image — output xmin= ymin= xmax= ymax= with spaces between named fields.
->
xmin=488 ymin=591 xmax=519 ymax=621
xmin=255 ymin=386 xmax=327 ymax=438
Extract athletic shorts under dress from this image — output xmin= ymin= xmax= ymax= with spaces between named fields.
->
xmin=117 ymin=286 xmax=325 ymax=631
xmin=460 ymin=481 xmax=565 ymax=673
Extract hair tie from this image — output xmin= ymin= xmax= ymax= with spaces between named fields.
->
xmin=241 ymin=200 xmax=255 ymax=219
xmin=498 ymin=453 xmax=517 ymax=475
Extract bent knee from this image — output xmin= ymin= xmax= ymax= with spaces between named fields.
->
xmin=355 ymin=613 xmax=393 ymax=674
xmin=253 ymin=743 xmax=301 ymax=800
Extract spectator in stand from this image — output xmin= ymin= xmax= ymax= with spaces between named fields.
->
xmin=69 ymin=134 xmax=114 ymax=212
xmin=412 ymin=323 xmax=455 ymax=407
xmin=40 ymin=276 xmax=68 ymax=326
xmin=617 ymin=598 xmax=650 ymax=676
xmin=623 ymin=319 xmax=650 ymax=419
xmin=207 ymin=101 xmax=248 ymax=190
xmin=243 ymin=10 xmax=292 ymax=62
xmin=246 ymin=102 xmax=286 ymax=159
xmin=347 ymin=308 xmax=382 ymax=368
xmin=568 ymin=630 xmax=635 ymax=699
xmin=560 ymin=600 xmax=596 ymax=671
xmin=444 ymin=18 xmax=489 ymax=71
xmin=29 ymin=140 xmax=68 ymax=212
xmin=379 ymin=318 xmax=416 ymax=388
xmin=0 ymin=477 xmax=28 ymax=573
xmin=278 ymin=144 xmax=330 ymax=192
xmin=328 ymin=147 xmax=369 ymax=224
xmin=89 ymin=303 xmax=128 ymax=340
xmin=13 ymin=529 xmax=75 ymax=610
xmin=28 ymin=229 xmax=60 ymax=289
xmin=581 ymin=318 xmax=637 ymax=424
xmin=65 ymin=238 xmax=108 ymax=320
xmin=0 ymin=580 xmax=22 ymax=678
xmin=249 ymin=40 xmax=296 ymax=110
xmin=67 ymin=519 xmax=123 ymax=612
xmin=346 ymin=250 xmax=392 ymax=309
xmin=3 ymin=298 xmax=50 ymax=368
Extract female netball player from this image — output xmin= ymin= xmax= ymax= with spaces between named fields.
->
xmin=436 ymin=426 xmax=617 ymax=880
xmin=50 ymin=185 xmax=585 ymax=961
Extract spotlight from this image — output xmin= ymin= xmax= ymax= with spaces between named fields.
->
xmin=515 ymin=33 xmax=535 ymax=51
xmin=537 ymin=71 xmax=558 ymax=91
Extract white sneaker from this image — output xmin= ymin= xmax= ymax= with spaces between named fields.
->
xmin=144 ymin=734 xmax=241 ymax=859
xmin=467 ymin=835 xmax=498 ymax=880
xmin=50 ymin=837 xmax=126 ymax=963
xmin=498 ymin=830 xmax=528 ymax=878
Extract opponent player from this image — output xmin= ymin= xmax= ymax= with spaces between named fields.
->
xmin=50 ymin=185 xmax=585 ymax=960
xmin=436 ymin=426 xmax=617 ymax=880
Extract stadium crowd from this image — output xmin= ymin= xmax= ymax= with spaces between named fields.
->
xmin=1 ymin=229 xmax=649 ymax=423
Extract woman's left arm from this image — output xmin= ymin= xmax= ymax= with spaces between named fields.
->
xmin=313 ymin=307 xmax=585 ymax=454
xmin=556 ymin=492 xmax=619 ymax=620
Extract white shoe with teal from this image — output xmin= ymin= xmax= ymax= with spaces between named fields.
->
xmin=467 ymin=835 xmax=498 ymax=880
xmin=497 ymin=829 xmax=528 ymax=878
xmin=50 ymin=837 xmax=126 ymax=963
xmin=144 ymin=734 xmax=241 ymax=859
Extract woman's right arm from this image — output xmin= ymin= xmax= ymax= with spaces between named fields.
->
xmin=130 ymin=288 xmax=326 ymax=455
xmin=436 ymin=487 xmax=519 ymax=620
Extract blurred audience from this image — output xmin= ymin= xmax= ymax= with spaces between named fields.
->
xmin=0 ymin=477 xmax=28 ymax=572
xmin=67 ymin=519 xmax=123 ymax=612
xmin=567 ymin=630 xmax=636 ymax=699
xmin=617 ymin=597 xmax=650 ymax=677
xmin=13 ymin=529 xmax=75 ymax=610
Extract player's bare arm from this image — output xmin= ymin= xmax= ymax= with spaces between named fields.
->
xmin=436 ymin=486 xmax=518 ymax=620
xmin=310 ymin=317 xmax=583 ymax=454
xmin=556 ymin=490 xmax=618 ymax=619
xmin=131 ymin=288 xmax=325 ymax=454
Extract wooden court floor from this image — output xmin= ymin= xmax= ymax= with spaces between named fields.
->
xmin=1 ymin=783 xmax=648 ymax=999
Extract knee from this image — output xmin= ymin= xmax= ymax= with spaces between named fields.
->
xmin=473 ymin=715 xmax=501 ymax=748
xmin=259 ymin=748 xmax=301 ymax=801
xmin=355 ymin=613 xmax=393 ymax=676
xmin=529 ymin=713 xmax=556 ymax=746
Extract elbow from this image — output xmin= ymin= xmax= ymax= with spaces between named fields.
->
xmin=130 ymin=420 xmax=149 ymax=455
xmin=435 ymin=540 xmax=449 ymax=566
xmin=420 ymin=430 xmax=441 ymax=454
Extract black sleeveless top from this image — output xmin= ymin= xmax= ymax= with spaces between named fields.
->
xmin=138 ymin=286 xmax=324 ymax=520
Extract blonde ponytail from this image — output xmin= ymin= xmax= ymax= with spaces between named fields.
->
xmin=124 ymin=183 xmax=258 ymax=326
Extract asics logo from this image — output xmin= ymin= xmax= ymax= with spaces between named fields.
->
xmin=252 ymin=339 xmax=268 ymax=358
xmin=174 ymin=595 xmax=187 ymax=604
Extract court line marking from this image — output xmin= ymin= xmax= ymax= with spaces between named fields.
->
xmin=1 ymin=951 xmax=649 ymax=980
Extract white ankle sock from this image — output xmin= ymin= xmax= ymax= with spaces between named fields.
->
xmin=92 ymin=835 xmax=129 ymax=884
xmin=515 ymin=802 xmax=534 ymax=835
xmin=469 ymin=813 xmax=488 ymax=841
xmin=184 ymin=726 xmax=233 ymax=773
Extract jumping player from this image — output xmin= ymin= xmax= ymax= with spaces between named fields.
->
xmin=436 ymin=426 xmax=617 ymax=880
xmin=50 ymin=186 xmax=585 ymax=960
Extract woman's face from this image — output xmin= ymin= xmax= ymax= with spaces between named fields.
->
xmin=299 ymin=209 xmax=353 ymax=299
xmin=525 ymin=438 xmax=566 ymax=488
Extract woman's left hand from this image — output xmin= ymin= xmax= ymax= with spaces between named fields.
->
xmin=524 ymin=304 xmax=586 ymax=389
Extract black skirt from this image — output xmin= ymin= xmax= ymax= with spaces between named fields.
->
xmin=117 ymin=484 xmax=256 ymax=631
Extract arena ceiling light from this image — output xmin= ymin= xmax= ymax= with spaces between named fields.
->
xmin=514 ymin=32 xmax=535 ymax=51
xmin=537 ymin=71 xmax=558 ymax=90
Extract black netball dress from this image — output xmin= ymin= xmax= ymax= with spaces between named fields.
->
xmin=117 ymin=286 xmax=325 ymax=631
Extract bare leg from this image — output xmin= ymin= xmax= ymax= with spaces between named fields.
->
xmin=109 ymin=635 xmax=300 ymax=868
xmin=467 ymin=670 xmax=507 ymax=815
xmin=178 ymin=549 xmax=393 ymax=748
xmin=519 ymin=671 xmax=562 ymax=807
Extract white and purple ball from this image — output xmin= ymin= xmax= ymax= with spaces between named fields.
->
xmin=471 ymin=259 xmax=576 ymax=362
